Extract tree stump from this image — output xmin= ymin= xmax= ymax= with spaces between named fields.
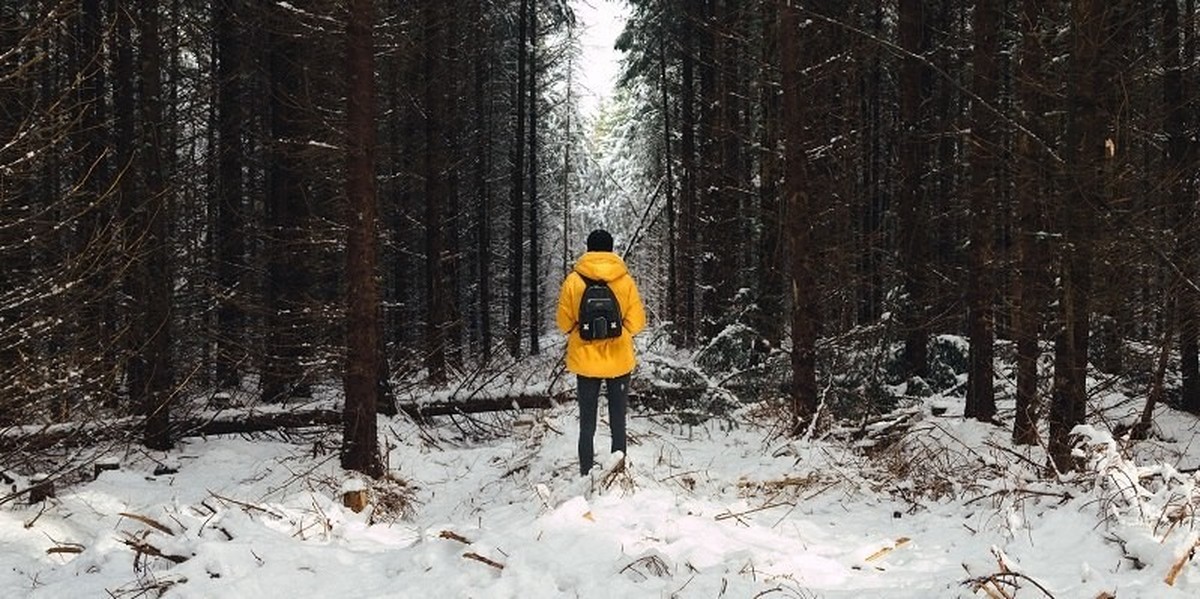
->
xmin=343 ymin=489 xmax=369 ymax=513
xmin=342 ymin=477 xmax=369 ymax=513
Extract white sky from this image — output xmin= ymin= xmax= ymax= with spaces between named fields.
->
xmin=573 ymin=0 xmax=630 ymax=118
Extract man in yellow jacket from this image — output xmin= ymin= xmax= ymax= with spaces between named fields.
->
xmin=556 ymin=229 xmax=646 ymax=476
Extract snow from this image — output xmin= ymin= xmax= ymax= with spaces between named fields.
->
xmin=573 ymin=0 xmax=629 ymax=119
xmin=3 ymin=336 xmax=1200 ymax=597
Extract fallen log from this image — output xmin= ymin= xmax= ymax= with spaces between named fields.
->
xmin=398 ymin=387 xmax=711 ymax=417
xmin=399 ymin=392 xmax=574 ymax=418
xmin=2 ymin=386 xmax=716 ymax=454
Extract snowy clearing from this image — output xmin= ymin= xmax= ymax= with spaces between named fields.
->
xmin=3 ymin=385 xmax=1199 ymax=598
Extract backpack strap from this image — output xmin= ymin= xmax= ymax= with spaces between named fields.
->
xmin=569 ymin=270 xmax=590 ymax=334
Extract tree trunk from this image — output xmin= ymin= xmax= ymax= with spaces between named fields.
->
xmin=678 ymin=0 xmax=697 ymax=348
xmin=137 ymin=3 xmax=173 ymax=450
xmin=214 ymin=0 xmax=246 ymax=392
xmin=0 ymin=4 xmax=36 ymax=422
xmin=528 ymin=0 xmax=540 ymax=356
xmin=757 ymin=0 xmax=783 ymax=347
xmin=779 ymin=0 xmax=818 ymax=433
xmin=858 ymin=2 xmax=886 ymax=326
xmin=443 ymin=8 xmax=465 ymax=374
xmin=423 ymin=0 xmax=449 ymax=384
xmin=112 ymin=0 xmax=136 ymax=413
xmin=342 ymin=0 xmax=383 ymax=478
xmin=965 ymin=0 xmax=999 ymax=423
xmin=1166 ymin=0 xmax=1200 ymax=415
xmin=562 ymin=35 xmax=573 ymax=279
xmin=387 ymin=10 xmax=421 ymax=356
xmin=897 ymin=0 xmax=930 ymax=380
xmin=1012 ymin=0 xmax=1051 ymax=445
xmin=473 ymin=1 xmax=493 ymax=364
xmin=697 ymin=0 xmax=721 ymax=339
xmin=71 ymin=0 xmax=112 ymax=412
xmin=710 ymin=0 xmax=740 ymax=335
xmin=1050 ymin=0 xmax=1109 ymax=471
xmin=507 ymin=0 xmax=529 ymax=358
xmin=928 ymin=1 xmax=964 ymax=349
xmin=263 ymin=4 xmax=312 ymax=403
xmin=660 ymin=19 xmax=678 ymax=342
xmin=1186 ymin=0 xmax=1200 ymax=415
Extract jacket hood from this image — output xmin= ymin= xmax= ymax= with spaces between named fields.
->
xmin=574 ymin=251 xmax=629 ymax=282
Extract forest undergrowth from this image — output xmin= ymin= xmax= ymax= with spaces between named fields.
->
xmin=3 ymin=328 xmax=1200 ymax=597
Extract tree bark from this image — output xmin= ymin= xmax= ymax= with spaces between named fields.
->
xmin=263 ymin=4 xmax=313 ymax=403
xmin=137 ymin=3 xmax=174 ymax=450
xmin=697 ymin=0 xmax=721 ymax=339
xmin=897 ymin=0 xmax=930 ymax=380
xmin=507 ymin=0 xmax=529 ymax=358
xmin=112 ymin=0 xmax=136 ymax=414
xmin=472 ymin=0 xmax=493 ymax=364
xmin=678 ymin=0 xmax=698 ymax=348
xmin=858 ymin=2 xmax=886 ymax=325
xmin=1050 ymin=0 xmax=1110 ymax=471
xmin=422 ymin=0 xmax=449 ymax=384
xmin=342 ymin=0 xmax=383 ymax=478
xmin=965 ymin=0 xmax=999 ymax=423
xmin=528 ymin=0 xmax=540 ymax=356
xmin=708 ymin=0 xmax=740 ymax=336
xmin=757 ymin=0 xmax=783 ymax=347
xmin=0 ymin=4 xmax=36 ymax=421
xmin=779 ymin=0 xmax=818 ymax=433
xmin=1187 ymin=0 xmax=1200 ymax=415
xmin=71 ymin=0 xmax=113 ymax=412
xmin=660 ymin=17 xmax=679 ymax=343
xmin=1013 ymin=0 xmax=1051 ymax=445
xmin=1165 ymin=0 xmax=1200 ymax=415
xmin=214 ymin=0 xmax=246 ymax=392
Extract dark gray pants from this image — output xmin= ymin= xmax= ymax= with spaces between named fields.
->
xmin=577 ymin=373 xmax=630 ymax=476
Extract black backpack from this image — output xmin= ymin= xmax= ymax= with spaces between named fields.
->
xmin=576 ymin=272 xmax=623 ymax=341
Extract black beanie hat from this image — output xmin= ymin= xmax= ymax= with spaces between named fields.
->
xmin=586 ymin=229 xmax=614 ymax=252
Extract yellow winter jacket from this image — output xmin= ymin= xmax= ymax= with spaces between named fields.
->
xmin=556 ymin=251 xmax=646 ymax=378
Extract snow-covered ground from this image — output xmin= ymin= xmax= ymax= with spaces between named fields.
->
xmin=3 ymin=376 xmax=1199 ymax=598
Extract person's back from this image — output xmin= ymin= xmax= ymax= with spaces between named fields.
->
xmin=556 ymin=229 xmax=646 ymax=475
xmin=556 ymin=249 xmax=644 ymax=377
